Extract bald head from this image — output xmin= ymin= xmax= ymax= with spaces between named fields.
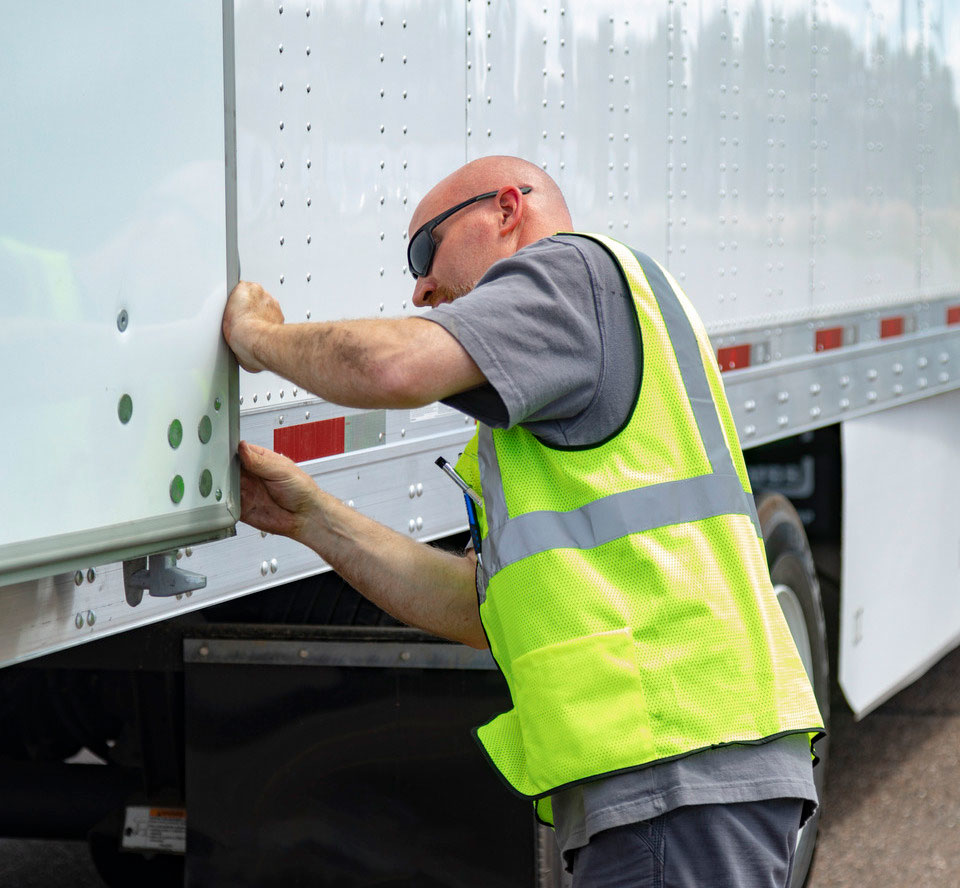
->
xmin=409 ymin=156 xmax=573 ymax=246
xmin=408 ymin=156 xmax=574 ymax=308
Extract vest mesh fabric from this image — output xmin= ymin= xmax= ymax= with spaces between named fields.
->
xmin=455 ymin=234 xmax=823 ymax=825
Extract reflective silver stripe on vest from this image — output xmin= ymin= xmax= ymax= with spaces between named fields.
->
xmin=477 ymin=238 xmax=761 ymax=579
xmin=476 ymin=424 xmax=505 ymax=604
xmin=483 ymin=471 xmax=757 ymax=575
xmin=628 ymin=249 xmax=760 ymax=535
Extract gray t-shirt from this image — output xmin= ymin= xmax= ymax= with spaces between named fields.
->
xmin=424 ymin=235 xmax=818 ymax=861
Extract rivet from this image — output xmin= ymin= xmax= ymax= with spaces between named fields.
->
xmin=777 ymin=391 xmax=789 ymax=404
xmin=778 ymin=416 xmax=789 ymax=427
xmin=74 ymin=571 xmax=84 ymax=586
xmin=919 ymin=377 xmax=928 ymax=388
xmin=408 ymin=519 xmax=416 ymax=533
xmin=867 ymin=369 xmax=879 ymax=381
xmin=117 ymin=309 xmax=129 ymax=332
xmin=260 ymin=561 xmax=269 ymax=576
xmin=893 ymin=363 xmax=904 ymax=375
xmin=893 ymin=384 xmax=903 ymax=396
xmin=400 ymin=428 xmax=406 ymax=437
xmin=839 ymin=398 xmax=850 ymax=410
xmin=270 ymin=559 xmax=279 ymax=573
xmin=939 ymin=372 xmax=950 ymax=383
xmin=839 ymin=376 xmax=850 ymax=388
xmin=416 ymin=483 xmax=423 ymax=496
xmin=744 ymin=400 xmax=756 ymax=412
xmin=744 ymin=425 xmax=756 ymax=437
xmin=409 ymin=485 xmax=416 ymax=499
xmin=416 ymin=517 xmax=423 ymax=531
xmin=810 ymin=383 xmax=821 ymax=395
xmin=810 ymin=406 xmax=821 ymax=418
xmin=86 ymin=611 xmax=96 ymax=627
xmin=75 ymin=613 xmax=84 ymax=629
xmin=868 ymin=391 xmax=878 ymax=402
xmin=400 ymin=651 xmax=412 ymax=662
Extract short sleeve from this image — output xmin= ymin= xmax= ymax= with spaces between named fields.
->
xmin=425 ymin=237 xmax=604 ymax=422
xmin=423 ymin=235 xmax=641 ymax=448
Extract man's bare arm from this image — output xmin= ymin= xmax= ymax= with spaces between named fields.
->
xmin=222 ymin=282 xmax=485 ymax=408
xmin=239 ymin=441 xmax=486 ymax=649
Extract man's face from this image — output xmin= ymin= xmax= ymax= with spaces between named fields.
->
xmin=407 ymin=189 xmax=506 ymax=309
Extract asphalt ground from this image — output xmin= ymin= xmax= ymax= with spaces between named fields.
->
xmin=1 ymin=645 xmax=959 ymax=887
xmin=809 ymin=643 xmax=960 ymax=887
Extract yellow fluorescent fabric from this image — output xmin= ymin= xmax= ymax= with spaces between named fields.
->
xmin=456 ymin=235 xmax=824 ymax=824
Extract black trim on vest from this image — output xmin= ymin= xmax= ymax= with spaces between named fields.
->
xmin=526 ymin=233 xmax=644 ymax=453
xmin=469 ymin=725 xmax=827 ymax=814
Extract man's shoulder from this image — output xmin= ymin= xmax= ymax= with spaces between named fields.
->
xmin=478 ymin=233 xmax=626 ymax=297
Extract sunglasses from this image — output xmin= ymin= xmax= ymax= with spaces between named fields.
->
xmin=406 ymin=186 xmax=533 ymax=279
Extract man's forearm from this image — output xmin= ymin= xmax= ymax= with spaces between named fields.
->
xmin=247 ymin=318 xmax=408 ymax=407
xmin=298 ymin=487 xmax=487 ymax=649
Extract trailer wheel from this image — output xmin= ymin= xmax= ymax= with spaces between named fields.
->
xmin=756 ymin=492 xmax=831 ymax=888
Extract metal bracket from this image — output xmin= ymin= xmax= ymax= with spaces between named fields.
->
xmin=123 ymin=553 xmax=207 ymax=606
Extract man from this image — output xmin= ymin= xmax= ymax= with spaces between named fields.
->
xmin=223 ymin=155 xmax=824 ymax=887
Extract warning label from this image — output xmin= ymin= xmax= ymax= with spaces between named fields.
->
xmin=122 ymin=806 xmax=186 ymax=854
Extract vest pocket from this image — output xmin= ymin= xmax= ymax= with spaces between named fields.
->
xmin=510 ymin=627 xmax=655 ymax=792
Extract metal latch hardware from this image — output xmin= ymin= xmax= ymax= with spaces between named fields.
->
xmin=123 ymin=553 xmax=207 ymax=607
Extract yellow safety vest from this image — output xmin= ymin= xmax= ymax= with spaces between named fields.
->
xmin=455 ymin=234 xmax=823 ymax=825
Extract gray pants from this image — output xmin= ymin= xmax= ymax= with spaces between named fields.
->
xmin=570 ymin=798 xmax=804 ymax=888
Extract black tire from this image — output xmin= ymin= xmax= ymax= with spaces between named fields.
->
xmin=756 ymin=492 xmax=831 ymax=888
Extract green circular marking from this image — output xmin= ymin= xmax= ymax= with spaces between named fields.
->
xmin=214 ymin=397 xmax=222 ymax=412
xmin=117 ymin=394 xmax=133 ymax=424
xmin=215 ymin=488 xmax=223 ymax=501
xmin=168 ymin=419 xmax=183 ymax=449
xmin=199 ymin=469 xmax=213 ymax=498
xmin=198 ymin=414 xmax=213 ymax=444
xmin=170 ymin=475 xmax=185 ymax=504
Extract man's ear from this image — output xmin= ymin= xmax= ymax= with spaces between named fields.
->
xmin=495 ymin=185 xmax=524 ymax=237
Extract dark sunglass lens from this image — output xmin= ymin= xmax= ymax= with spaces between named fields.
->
xmin=409 ymin=229 xmax=434 ymax=278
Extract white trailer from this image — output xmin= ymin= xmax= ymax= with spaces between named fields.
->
xmin=2 ymin=1 xmax=959 ymax=885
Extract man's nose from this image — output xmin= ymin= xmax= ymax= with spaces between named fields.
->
xmin=412 ymin=275 xmax=434 ymax=308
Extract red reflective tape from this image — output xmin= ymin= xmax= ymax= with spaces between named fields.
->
xmin=815 ymin=327 xmax=844 ymax=352
xmin=273 ymin=417 xmax=345 ymax=463
xmin=948 ymin=306 xmax=960 ymax=326
xmin=880 ymin=316 xmax=904 ymax=339
xmin=717 ymin=344 xmax=751 ymax=372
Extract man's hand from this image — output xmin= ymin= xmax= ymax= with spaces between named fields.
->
xmin=238 ymin=441 xmax=319 ymax=541
xmin=222 ymin=282 xmax=285 ymax=372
